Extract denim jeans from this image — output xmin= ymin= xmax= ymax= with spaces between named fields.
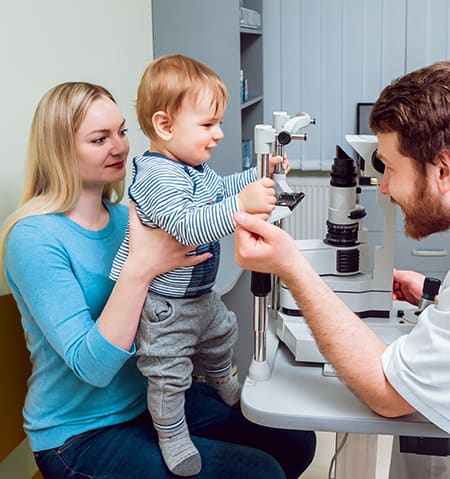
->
xmin=34 ymin=381 xmax=316 ymax=479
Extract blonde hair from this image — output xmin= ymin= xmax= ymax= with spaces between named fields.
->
xmin=136 ymin=54 xmax=228 ymax=141
xmin=0 ymin=82 xmax=124 ymax=289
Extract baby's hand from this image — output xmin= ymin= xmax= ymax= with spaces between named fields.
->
xmin=269 ymin=153 xmax=290 ymax=175
xmin=238 ymin=177 xmax=277 ymax=214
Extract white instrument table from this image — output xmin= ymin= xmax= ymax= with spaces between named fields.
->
xmin=241 ymin=320 xmax=448 ymax=478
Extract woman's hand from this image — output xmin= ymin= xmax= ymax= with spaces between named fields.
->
xmin=98 ymin=203 xmax=212 ymax=349
xmin=127 ymin=203 xmax=211 ymax=280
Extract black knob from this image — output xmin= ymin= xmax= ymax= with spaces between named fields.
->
xmin=277 ymin=130 xmax=292 ymax=145
xmin=422 ymin=277 xmax=441 ymax=301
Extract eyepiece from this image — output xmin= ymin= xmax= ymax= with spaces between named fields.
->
xmin=371 ymin=149 xmax=385 ymax=174
xmin=330 ymin=157 xmax=357 ymax=188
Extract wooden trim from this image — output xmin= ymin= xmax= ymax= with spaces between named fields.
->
xmin=0 ymin=294 xmax=30 ymax=461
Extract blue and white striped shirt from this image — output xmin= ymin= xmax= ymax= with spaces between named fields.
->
xmin=111 ymin=152 xmax=257 ymax=297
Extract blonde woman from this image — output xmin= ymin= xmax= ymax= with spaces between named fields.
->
xmin=1 ymin=82 xmax=315 ymax=479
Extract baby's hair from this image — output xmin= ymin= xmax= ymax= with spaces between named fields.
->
xmin=136 ymin=54 xmax=227 ymax=140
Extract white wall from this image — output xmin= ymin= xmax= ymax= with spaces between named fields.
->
xmin=0 ymin=0 xmax=153 ymax=225
xmin=0 ymin=0 xmax=153 ymax=295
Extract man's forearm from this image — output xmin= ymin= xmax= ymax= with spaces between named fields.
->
xmin=282 ymin=253 xmax=415 ymax=417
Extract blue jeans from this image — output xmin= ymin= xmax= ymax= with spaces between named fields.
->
xmin=34 ymin=382 xmax=316 ymax=479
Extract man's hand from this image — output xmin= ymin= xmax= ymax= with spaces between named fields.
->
xmin=234 ymin=211 xmax=297 ymax=277
xmin=393 ymin=269 xmax=426 ymax=305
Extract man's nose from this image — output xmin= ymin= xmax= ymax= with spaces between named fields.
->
xmin=378 ymin=171 xmax=389 ymax=195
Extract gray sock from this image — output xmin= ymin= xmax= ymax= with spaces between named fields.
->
xmin=204 ymin=364 xmax=241 ymax=406
xmin=155 ymin=417 xmax=202 ymax=477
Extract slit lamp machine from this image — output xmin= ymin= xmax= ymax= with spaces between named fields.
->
xmin=248 ymin=125 xmax=418 ymax=381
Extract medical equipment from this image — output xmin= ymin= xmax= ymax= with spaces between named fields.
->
xmin=416 ymin=276 xmax=441 ymax=315
xmin=249 ymin=112 xmax=315 ymax=381
xmin=244 ymin=130 xmax=450 ymax=458
xmin=248 ymin=132 xmax=421 ymax=380
xmin=276 ymin=134 xmax=416 ymax=365
xmin=255 ymin=111 xmax=314 ymax=222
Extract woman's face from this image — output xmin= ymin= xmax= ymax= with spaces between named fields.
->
xmin=75 ymin=95 xmax=129 ymax=192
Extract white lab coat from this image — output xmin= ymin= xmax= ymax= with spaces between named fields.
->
xmin=383 ymin=270 xmax=450 ymax=478
xmin=382 ymin=272 xmax=450 ymax=437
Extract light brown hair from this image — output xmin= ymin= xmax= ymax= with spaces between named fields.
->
xmin=136 ymin=54 xmax=227 ymax=141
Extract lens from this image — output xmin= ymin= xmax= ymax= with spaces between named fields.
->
xmin=324 ymin=221 xmax=358 ymax=247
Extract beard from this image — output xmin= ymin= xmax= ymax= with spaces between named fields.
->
xmin=398 ymin=183 xmax=450 ymax=240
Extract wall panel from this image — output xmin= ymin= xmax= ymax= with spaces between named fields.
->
xmin=362 ymin=0 xmax=384 ymax=99
xmin=406 ymin=0 xmax=450 ymax=71
xmin=321 ymin=0 xmax=344 ymax=169
xmin=263 ymin=0 xmax=450 ymax=170
xmin=380 ymin=0 xmax=407 ymax=84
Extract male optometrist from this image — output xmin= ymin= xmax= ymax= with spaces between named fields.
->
xmin=234 ymin=61 xmax=450 ymax=479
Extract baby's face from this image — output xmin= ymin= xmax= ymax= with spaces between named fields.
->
xmin=166 ymin=91 xmax=225 ymax=167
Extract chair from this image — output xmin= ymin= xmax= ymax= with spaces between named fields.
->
xmin=0 ymin=293 xmax=42 ymax=478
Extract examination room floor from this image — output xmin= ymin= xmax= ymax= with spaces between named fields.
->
xmin=302 ymin=432 xmax=393 ymax=479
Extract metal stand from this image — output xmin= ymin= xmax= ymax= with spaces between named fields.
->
xmin=248 ymin=112 xmax=315 ymax=381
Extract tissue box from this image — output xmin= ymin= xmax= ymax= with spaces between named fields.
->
xmin=239 ymin=7 xmax=261 ymax=29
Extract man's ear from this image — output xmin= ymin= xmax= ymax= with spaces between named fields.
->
xmin=152 ymin=111 xmax=173 ymax=141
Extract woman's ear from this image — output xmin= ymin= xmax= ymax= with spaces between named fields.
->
xmin=152 ymin=111 xmax=173 ymax=141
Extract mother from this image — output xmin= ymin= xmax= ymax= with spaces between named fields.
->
xmin=0 ymin=82 xmax=315 ymax=478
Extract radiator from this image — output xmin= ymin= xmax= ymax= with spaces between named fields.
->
xmin=282 ymin=176 xmax=330 ymax=240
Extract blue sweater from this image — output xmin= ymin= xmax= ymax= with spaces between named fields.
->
xmin=4 ymin=201 xmax=146 ymax=451
xmin=111 ymin=152 xmax=257 ymax=297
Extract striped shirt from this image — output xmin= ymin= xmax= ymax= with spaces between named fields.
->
xmin=111 ymin=152 xmax=257 ymax=297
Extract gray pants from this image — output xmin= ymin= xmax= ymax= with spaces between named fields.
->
xmin=136 ymin=290 xmax=238 ymax=426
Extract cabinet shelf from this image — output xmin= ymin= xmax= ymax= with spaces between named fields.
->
xmin=240 ymin=26 xmax=262 ymax=35
xmin=241 ymin=95 xmax=263 ymax=110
